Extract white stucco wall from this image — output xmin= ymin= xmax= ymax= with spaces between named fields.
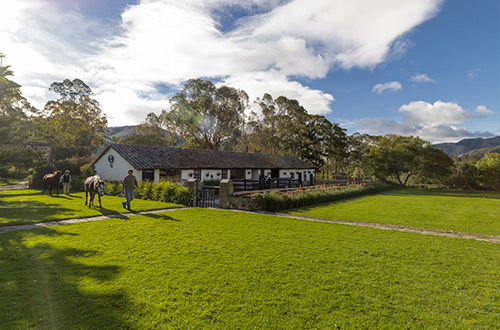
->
xmin=94 ymin=148 xmax=142 ymax=182
xmin=279 ymin=169 xmax=315 ymax=179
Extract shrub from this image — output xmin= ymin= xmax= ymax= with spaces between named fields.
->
xmin=122 ymin=180 xmax=194 ymax=206
xmin=251 ymin=183 xmax=398 ymax=212
xmin=104 ymin=181 xmax=122 ymax=196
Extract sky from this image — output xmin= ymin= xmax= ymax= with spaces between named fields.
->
xmin=1 ymin=0 xmax=499 ymax=143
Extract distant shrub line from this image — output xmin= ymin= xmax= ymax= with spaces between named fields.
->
xmin=104 ymin=180 xmax=193 ymax=206
xmin=250 ymin=182 xmax=399 ymax=212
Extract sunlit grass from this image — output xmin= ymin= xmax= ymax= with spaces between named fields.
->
xmin=285 ymin=188 xmax=500 ymax=236
xmin=0 ymin=189 xmax=184 ymax=227
xmin=0 ymin=208 xmax=499 ymax=329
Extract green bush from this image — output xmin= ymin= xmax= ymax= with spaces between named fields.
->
xmin=251 ymin=183 xmax=398 ymax=212
xmin=104 ymin=181 xmax=122 ymax=196
xmin=127 ymin=180 xmax=193 ymax=206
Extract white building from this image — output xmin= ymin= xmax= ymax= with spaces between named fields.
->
xmin=94 ymin=144 xmax=317 ymax=188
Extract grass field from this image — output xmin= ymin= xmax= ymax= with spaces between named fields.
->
xmin=0 ymin=189 xmax=499 ymax=329
xmin=0 ymin=190 xmax=184 ymax=227
xmin=285 ymin=188 xmax=500 ymax=236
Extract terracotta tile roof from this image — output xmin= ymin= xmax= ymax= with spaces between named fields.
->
xmin=98 ymin=144 xmax=317 ymax=170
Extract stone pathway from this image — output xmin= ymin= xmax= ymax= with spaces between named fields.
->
xmin=0 ymin=181 xmax=29 ymax=190
xmin=1 ymin=204 xmax=499 ymax=243
xmin=0 ymin=208 xmax=187 ymax=234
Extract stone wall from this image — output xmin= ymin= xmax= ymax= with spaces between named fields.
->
xmin=219 ymin=179 xmax=260 ymax=211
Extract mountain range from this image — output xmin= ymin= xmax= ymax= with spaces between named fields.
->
xmin=433 ymin=136 xmax=500 ymax=157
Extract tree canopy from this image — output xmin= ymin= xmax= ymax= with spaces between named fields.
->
xmin=242 ymin=94 xmax=347 ymax=167
xmin=168 ymin=78 xmax=248 ymax=150
xmin=369 ymin=134 xmax=453 ymax=186
xmin=37 ymin=78 xmax=108 ymax=154
xmin=0 ymin=62 xmax=41 ymax=179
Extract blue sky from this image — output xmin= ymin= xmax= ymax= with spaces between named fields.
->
xmin=1 ymin=0 xmax=498 ymax=142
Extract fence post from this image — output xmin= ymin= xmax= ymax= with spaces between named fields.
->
xmin=188 ymin=179 xmax=199 ymax=206
xmin=219 ymin=179 xmax=234 ymax=208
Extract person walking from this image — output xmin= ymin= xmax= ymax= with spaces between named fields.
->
xmin=59 ymin=170 xmax=72 ymax=195
xmin=122 ymin=169 xmax=139 ymax=211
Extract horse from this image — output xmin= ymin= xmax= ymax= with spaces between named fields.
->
xmin=84 ymin=175 xmax=105 ymax=209
xmin=42 ymin=170 xmax=61 ymax=195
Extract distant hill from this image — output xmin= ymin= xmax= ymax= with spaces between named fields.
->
xmin=458 ymin=145 xmax=500 ymax=159
xmin=106 ymin=126 xmax=137 ymax=142
xmin=433 ymin=136 xmax=500 ymax=157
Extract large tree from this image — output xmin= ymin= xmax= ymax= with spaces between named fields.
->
xmin=369 ymin=134 xmax=453 ymax=186
xmin=35 ymin=79 xmax=108 ymax=177
xmin=476 ymin=152 xmax=500 ymax=191
xmin=168 ymin=78 xmax=248 ymax=150
xmin=37 ymin=79 xmax=108 ymax=155
xmin=0 ymin=62 xmax=41 ymax=179
xmin=243 ymin=94 xmax=347 ymax=167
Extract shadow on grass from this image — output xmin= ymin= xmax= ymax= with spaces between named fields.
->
xmin=143 ymin=213 xmax=180 ymax=221
xmin=0 ymin=191 xmax=42 ymax=198
xmin=0 ymin=200 xmax=74 ymax=226
xmin=0 ymin=228 xmax=138 ymax=329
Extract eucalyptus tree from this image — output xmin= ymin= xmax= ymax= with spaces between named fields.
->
xmin=168 ymin=78 xmax=249 ymax=150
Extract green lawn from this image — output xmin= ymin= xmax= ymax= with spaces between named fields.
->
xmin=0 ymin=208 xmax=499 ymax=329
xmin=0 ymin=189 xmax=184 ymax=227
xmin=285 ymin=188 xmax=500 ymax=236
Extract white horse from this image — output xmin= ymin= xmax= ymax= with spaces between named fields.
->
xmin=84 ymin=175 xmax=105 ymax=209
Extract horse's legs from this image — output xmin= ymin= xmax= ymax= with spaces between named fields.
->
xmin=84 ymin=190 xmax=88 ymax=205
xmin=89 ymin=192 xmax=94 ymax=208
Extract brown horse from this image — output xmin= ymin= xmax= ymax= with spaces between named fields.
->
xmin=84 ymin=175 xmax=105 ymax=209
xmin=42 ymin=170 xmax=61 ymax=195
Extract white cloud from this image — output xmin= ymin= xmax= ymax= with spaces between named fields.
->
xmin=1 ymin=0 xmax=443 ymax=125
xmin=474 ymin=105 xmax=494 ymax=115
xmin=399 ymin=100 xmax=469 ymax=125
xmin=356 ymin=100 xmax=497 ymax=142
xmin=410 ymin=73 xmax=435 ymax=83
xmin=222 ymin=70 xmax=335 ymax=115
xmin=372 ymin=81 xmax=402 ymax=94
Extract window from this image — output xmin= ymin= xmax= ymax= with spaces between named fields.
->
xmin=142 ymin=170 xmax=154 ymax=181
xmin=160 ymin=169 xmax=180 ymax=182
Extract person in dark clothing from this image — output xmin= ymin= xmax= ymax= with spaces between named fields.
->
xmin=59 ymin=170 xmax=72 ymax=195
xmin=122 ymin=169 xmax=139 ymax=211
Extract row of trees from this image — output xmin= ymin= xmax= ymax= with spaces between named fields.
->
xmin=1 ymin=59 xmax=497 ymax=190
xmin=119 ymin=79 xmax=456 ymax=186
xmin=120 ymin=79 xmax=348 ymax=169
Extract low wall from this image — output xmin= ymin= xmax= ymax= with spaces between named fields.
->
xmin=219 ymin=179 xmax=259 ymax=211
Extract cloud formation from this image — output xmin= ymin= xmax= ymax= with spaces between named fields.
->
xmin=410 ymin=73 xmax=435 ymax=83
xmin=356 ymin=100 xmax=496 ymax=142
xmin=372 ymin=81 xmax=402 ymax=94
xmin=2 ymin=0 xmax=443 ymax=125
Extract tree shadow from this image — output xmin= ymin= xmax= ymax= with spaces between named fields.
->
xmin=0 ymin=200 xmax=74 ymax=226
xmin=143 ymin=213 xmax=180 ymax=221
xmin=0 ymin=228 xmax=138 ymax=329
xmin=0 ymin=191 xmax=42 ymax=198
